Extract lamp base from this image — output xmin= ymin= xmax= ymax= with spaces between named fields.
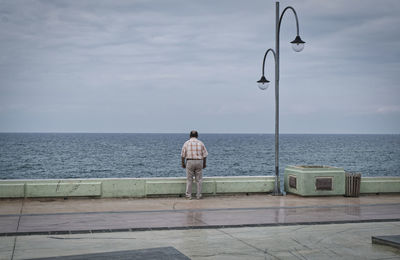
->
xmin=271 ymin=191 xmax=284 ymax=196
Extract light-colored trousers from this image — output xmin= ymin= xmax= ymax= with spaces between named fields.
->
xmin=186 ymin=160 xmax=203 ymax=198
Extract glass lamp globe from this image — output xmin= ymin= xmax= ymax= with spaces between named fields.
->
xmin=290 ymin=35 xmax=305 ymax=52
xmin=258 ymin=82 xmax=270 ymax=90
xmin=257 ymin=76 xmax=270 ymax=90
xmin=292 ymin=43 xmax=305 ymax=52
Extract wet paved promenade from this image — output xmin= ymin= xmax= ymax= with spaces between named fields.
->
xmin=1 ymin=194 xmax=400 ymax=259
xmin=1 ymin=194 xmax=400 ymax=236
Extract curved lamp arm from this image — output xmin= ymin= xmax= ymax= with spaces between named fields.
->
xmin=257 ymin=48 xmax=276 ymax=89
xmin=278 ymin=6 xmax=300 ymax=36
xmin=261 ymin=48 xmax=276 ymax=77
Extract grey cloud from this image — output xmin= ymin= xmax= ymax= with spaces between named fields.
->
xmin=0 ymin=0 xmax=399 ymax=133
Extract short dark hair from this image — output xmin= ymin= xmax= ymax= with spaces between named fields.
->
xmin=190 ymin=130 xmax=198 ymax=138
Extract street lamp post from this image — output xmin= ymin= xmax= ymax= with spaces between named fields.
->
xmin=257 ymin=1 xmax=305 ymax=196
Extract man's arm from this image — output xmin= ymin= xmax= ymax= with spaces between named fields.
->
xmin=181 ymin=157 xmax=186 ymax=168
xmin=203 ymin=157 xmax=207 ymax=169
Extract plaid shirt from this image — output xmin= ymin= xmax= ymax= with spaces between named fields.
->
xmin=181 ymin=137 xmax=208 ymax=159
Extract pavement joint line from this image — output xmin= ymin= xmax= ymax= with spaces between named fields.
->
xmin=1 ymin=218 xmax=400 ymax=237
xmin=372 ymin=235 xmax=400 ymax=250
xmin=1 ymin=202 xmax=399 ymax=218
xmin=10 ymin=197 xmax=24 ymax=260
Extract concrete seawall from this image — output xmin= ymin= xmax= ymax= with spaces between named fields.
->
xmin=0 ymin=176 xmax=275 ymax=198
xmin=0 ymin=176 xmax=399 ymax=198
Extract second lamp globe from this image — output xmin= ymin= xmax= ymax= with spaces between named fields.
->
xmin=257 ymin=76 xmax=270 ymax=90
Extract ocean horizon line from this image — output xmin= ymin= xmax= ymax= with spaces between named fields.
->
xmin=0 ymin=132 xmax=399 ymax=135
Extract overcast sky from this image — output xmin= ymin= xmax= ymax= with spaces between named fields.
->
xmin=0 ymin=0 xmax=399 ymax=134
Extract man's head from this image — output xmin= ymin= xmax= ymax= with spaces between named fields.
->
xmin=190 ymin=130 xmax=198 ymax=138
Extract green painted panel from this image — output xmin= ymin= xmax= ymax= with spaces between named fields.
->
xmin=216 ymin=180 xmax=274 ymax=193
xmin=360 ymin=178 xmax=400 ymax=194
xmin=101 ymin=179 xmax=146 ymax=198
xmin=0 ymin=184 xmax=25 ymax=198
xmin=146 ymin=180 xmax=186 ymax=195
xmin=26 ymin=182 xmax=101 ymax=197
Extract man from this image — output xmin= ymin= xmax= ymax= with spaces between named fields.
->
xmin=181 ymin=130 xmax=208 ymax=200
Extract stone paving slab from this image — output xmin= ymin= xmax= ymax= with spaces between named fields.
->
xmin=4 ymin=222 xmax=400 ymax=260
xmin=1 ymin=202 xmax=400 ymax=236
xmin=2 ymin=194 xmax=400 ymax=215
xmin=1 ymin=195 xmax=400 ymax=237
xmin=0 ymin=216 xmax=19 ymax=233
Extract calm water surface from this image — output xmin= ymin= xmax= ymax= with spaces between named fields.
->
xmin=0 ymin=133 xmax=399 ymax=180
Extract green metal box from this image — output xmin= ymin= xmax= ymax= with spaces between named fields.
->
xmin=284 ymin=165 xmax=345 ymax=196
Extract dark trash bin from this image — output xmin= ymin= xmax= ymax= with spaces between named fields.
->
xmin=345 ymin=172 xmax=361 ymax=197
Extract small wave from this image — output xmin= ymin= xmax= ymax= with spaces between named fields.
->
xmin=16 ymin=163 xmax=42 ymax=170
xmin=89 ymin=169 xmax=112 ymax=173
xmin=132 ymin=163 xmax=145 ymax=167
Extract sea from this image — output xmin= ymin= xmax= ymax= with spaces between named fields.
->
xmin=0 ymin=133 xmax=399 ymax=182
